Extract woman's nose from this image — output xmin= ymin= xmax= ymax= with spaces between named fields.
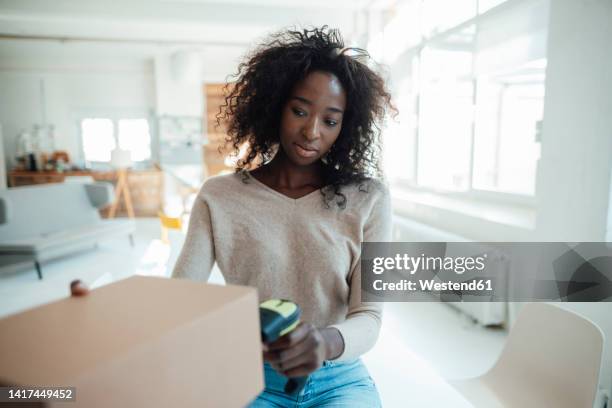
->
xmin=303 ymin=117 xmax=321 ymax=141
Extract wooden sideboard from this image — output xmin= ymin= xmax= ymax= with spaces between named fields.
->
xmin=8 ymin=169 xmax=163 ymax=217
xmin=9 ymin=170 xmax=113 ymax=186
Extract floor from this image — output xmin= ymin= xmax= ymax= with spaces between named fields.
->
xmin=0 ymin=218 xmax=507 ymax=407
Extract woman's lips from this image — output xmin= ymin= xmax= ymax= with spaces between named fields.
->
xmin=294 ymin=143 xmax=318 ymax=158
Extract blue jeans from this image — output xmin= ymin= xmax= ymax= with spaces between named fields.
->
xmin=247 ymin=359 xmax=381 ymax=407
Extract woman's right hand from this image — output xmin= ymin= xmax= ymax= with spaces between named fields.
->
xmin=70 ymin=279 xmax=90 ymax=296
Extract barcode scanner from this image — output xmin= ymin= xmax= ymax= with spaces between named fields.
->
xmin=259 ymin=299 xmax=309 ymax=396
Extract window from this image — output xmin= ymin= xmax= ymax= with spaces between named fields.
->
xmin=81 ymin=119 xmax=115 ymax=162
xmin=118 ymin=119 xmax=152 ymax=162
xmin=473 ymin=73 xmax=545 ymax=195
xmin=382 ymin=0 xmax=549 ymax=198
xmin=421 ymin=0 xmax=476 ymax=36
xmin=417 ymin=33 xmax=475 ymax=191
xmin=81 ymin=117 xmax=152 ymax=163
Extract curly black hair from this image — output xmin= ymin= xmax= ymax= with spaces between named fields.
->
xmin=218 ymin=26 xmax=396 ymax=208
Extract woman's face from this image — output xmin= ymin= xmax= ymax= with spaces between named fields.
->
xmin=278 ymin=70 xmax=346 ymax=166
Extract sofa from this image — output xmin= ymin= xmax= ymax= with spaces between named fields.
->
xmin=0 ymin=182 xmax=135 ymax=279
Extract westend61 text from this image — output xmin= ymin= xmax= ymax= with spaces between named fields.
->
xmin=372 ymin=279 xmax=494 ymax=292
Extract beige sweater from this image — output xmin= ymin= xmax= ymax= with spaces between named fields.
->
xmin=172 ymin=170 xmax=392 ymax=361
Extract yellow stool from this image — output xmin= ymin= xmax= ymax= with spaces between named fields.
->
xmin=158 ymin=212 xmax=182 ymax=244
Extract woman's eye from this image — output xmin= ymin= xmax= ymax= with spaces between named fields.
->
xmin=325 ymin=119 xmax=338 ymax=127
xmin=292 ymin=108 xmax=306 ymax=117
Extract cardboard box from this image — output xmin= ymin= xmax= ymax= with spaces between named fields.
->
xmin=0 ymin=276 xmax=264 ymax=407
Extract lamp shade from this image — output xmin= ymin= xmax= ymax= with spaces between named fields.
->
xmin=110 ymin=148 xmax=132 ymax=168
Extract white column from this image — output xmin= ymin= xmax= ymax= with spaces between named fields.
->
xmin=536 ymin=0 xmax=612 ymax=242
xmin=536 ymin=0 xmax=612 ymax=402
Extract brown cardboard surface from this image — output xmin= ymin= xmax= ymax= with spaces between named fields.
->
xmin=0 ymin=276 xmax=264 ymax=407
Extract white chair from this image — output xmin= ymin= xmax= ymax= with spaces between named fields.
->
xmin=450 ymin=303 xmax=604 ymax=408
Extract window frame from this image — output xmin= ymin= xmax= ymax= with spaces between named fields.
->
xmin=78 ymin=113 xmax=154 ymax=166
xmin=387 ymin=0 xmax=545 ymax=208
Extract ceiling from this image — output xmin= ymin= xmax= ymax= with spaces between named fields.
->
xmin=0 ymin=0 xmax=396 ymax=71
xmin=0 ymin=0 xmax=393 ymax=45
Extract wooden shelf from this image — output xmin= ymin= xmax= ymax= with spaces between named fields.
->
xmin=204 ymin=83 xmax=235 ymax=176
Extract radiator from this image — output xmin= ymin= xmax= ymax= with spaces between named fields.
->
xmin=392 ymin=215 xmax=508 ymax=326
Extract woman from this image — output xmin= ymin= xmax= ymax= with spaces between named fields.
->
xmin=173 ymin=27 xmax=394 ymax=407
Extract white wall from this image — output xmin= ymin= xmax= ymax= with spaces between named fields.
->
xmin=154 ymin=54 xmax=203 ymax=117
xmin=0 ymin=61 xmax=155 ymax=167
xmin=0 ymin=36 xmax=252 ymax=172
xmin=536 ymin=0 xmax=612 ymax=401
xmin=536 ymin=0 xmax=612 ymax=242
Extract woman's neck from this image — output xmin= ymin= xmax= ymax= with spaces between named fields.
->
xmin=260 ymin=150 xmax=323 ymax=190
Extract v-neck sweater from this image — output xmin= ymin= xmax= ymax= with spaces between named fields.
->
xmin=172 ymin=170 xmax=392 ymax=361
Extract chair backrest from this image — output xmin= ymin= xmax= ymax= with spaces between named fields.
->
xmin=486 ymin=303 xmax=604 ymax=408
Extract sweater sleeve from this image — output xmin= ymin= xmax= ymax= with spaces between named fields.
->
xmin=171 ymin=194 xmax=215 ymax=282
xmin=329 ymin=183 xmax=393 ymax=361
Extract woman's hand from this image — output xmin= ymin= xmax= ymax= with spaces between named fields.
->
xmin=70 ymin=279 xmax=90 ymax=296
xmin=263 ymin=323 xmax=343 ymax=377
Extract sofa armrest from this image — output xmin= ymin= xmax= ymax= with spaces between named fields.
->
xmin=0 ymin=196 xmax=8 ymax=224
xmin=85 ymin=182 xmax=115 ymax=209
